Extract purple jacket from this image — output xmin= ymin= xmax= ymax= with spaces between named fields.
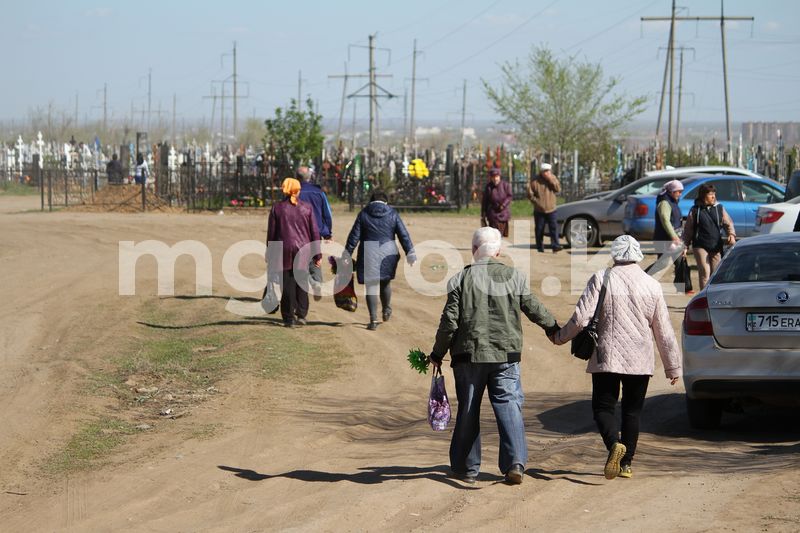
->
xmin=481 ymin=180 xmax=512 ymax=223
xmin=266 ymin=198 xmax=320 ymax=271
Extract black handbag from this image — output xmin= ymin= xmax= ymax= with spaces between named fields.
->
xmin=571 ymin=268 xmax=612 ymax=360
xmin=673 ymin=255 xmax=693 ymax=293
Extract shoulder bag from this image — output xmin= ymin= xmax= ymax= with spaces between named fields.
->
xmin=571 ymin=268 xmax=612 ymax=360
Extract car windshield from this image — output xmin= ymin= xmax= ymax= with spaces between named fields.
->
xmin=712 ymin=244 xmax=800 ymax=283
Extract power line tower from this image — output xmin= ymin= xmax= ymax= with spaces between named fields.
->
xmin=345 ymin=34 xmax=396 ymax=158
xmin=642 ymin=0 xmax=753 ymax=161
xmin=659 ymin=45 xmax=696 ymax=147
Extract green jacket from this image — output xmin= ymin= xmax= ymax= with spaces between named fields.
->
xmin=430 ymin=259 xmax=557 ymax=365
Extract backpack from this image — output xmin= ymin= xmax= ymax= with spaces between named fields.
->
xmin=690 ymin=204 xmax=724 ymax=244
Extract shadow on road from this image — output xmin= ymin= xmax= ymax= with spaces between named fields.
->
xmin=217 ymin=464 xmax=485 ymax=488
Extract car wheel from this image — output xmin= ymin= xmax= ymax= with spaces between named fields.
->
xmin=686 ymin=396 xmax=724 ymax=429
xmin=565 ymin=217 xmax=600 ymax=248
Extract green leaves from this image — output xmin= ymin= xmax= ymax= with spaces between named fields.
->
xmin=263 ymin=98 xmax=323 ymax=170
xmin=483 ymin=45 xmax=648 ymax=173
xmin=407 ymin=348 xmax=430 ymax=375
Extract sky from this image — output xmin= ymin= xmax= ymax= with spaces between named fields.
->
xmin=2 ymin=0 xmax=799 ymax=132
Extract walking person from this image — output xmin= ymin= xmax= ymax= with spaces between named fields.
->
xmin=527 ymin=163 xmax=562 ymax=252
xmin=134 ymin=153 xmax=148 ymax=185
xmin=344 ymin=191 xmax=416 ymax=331
xmin=647 ymin=179 xmax=685 ymax=278
xmin=428 ymin=227 xmax=559 ymax=485
xmin=682 ymin=183 xmax=736 ymax=290
xmin=480 ymin=167 xmax=512 ymax=237
xmin=552 ymin=235 xmax=681 ymax=480
xmin=266 ymin=177 xmax=321 ymax=327
xmin=297 ymin=165 xmax=333 ymax=301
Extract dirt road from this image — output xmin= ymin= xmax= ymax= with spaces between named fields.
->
xmin=1 ymin=196 xmax=798 ymax=532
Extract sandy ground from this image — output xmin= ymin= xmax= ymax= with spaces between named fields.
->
xmin=1 ymin=195 xmax=799 ymax=532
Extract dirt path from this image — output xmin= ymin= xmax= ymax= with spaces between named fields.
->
xmin=1 ymin=199 xmax=798 ymax=532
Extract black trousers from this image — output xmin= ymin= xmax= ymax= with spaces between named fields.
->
xmin=280 ymin=269 xmax=309 ymax=323
xmin=365 ymin=279 xmax=392 ymax=321
xmin=534 ymin=210 xmax=560 ymax=250
xmin=591 ymin=372 xmax=650 ymax=466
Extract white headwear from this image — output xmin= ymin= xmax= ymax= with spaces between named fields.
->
xmin=662 ymin=179 xmax=684 ymax=194
xmin=611 ymin=235 xmax=644 ymax=263
xmin=540 ymin=163 xmax=552 ymax=171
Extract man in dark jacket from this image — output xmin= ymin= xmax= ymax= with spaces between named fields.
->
xmin=344 ymin=191 xmax=416 ymax=330
xmin=481 ymin=168 xmax=512 ymax=237
xmin=266 ymin=178 xmax=321 ymax=327
xmin=106 ymin=153 xmax=124 ymax=184
xmin=297 ymin=166 xmax=333 ymax=300
xmin=429 ymin=227 xmax=558 ymax=485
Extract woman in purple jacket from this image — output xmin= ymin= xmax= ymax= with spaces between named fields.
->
xmin=266 ymin=178 xmax=321 ymax=327
xmin=480 ymin=168 xmax=512 ymax=237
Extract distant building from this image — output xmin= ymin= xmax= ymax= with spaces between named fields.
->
xmin=741 ymin=122 xmax=799 ymax=147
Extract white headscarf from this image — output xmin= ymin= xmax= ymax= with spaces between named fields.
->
xmin=611 ymin=235 xmax=644 ymax=263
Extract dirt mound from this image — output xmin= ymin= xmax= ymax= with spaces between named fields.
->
xmin=69 ymin=184 xmax=182 ymax=213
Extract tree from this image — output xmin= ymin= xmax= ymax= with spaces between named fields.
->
xmin=263 ymin=98 xmax=323 ymax=171
xmin=483 ymin=46 xmax=647 ymax=171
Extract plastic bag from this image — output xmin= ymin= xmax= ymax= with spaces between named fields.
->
xmin=329 ymin=256 xmax=357 ymax=312
xmin=673 ymin=256 xmax=693 ymax=293
xmin=428 ymin=368 xmax=451 ymax=431
xmin=260 ymin=271 xmax=282 ymax=314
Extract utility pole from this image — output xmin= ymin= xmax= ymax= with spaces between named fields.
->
xmin=674 ymin=47 xmax=695 ymax=147
xmin=410 ymin=39 xmax=420 ymax=149
xmin=666 ymin=1 xmax=676 ymax=152
xmin=403 ymin=88 xmax=408 ymax=145
xmin=720 ymin=0 xmax=732 ymax=163
xmin=642 ymin=3 xmax=753 ymax=159
xmin=103 ymin=83 xmax=108 ymax=132
xmin=172 ymin=93 xmax=177 ymax=146
xmin=342 ymin=34 xmax=395 ymax=158
xmin=460 ymin=80 xmax=467 ymax=148
xmin=233 ymin=42 xmax=238 ymax=138
xmin=329 ymin=62 xmax=350 ymax=144
xmin=74 ymin=92 xmax=79 ymax=127
xmin=147 ymin=68 xmax=152 ymax=132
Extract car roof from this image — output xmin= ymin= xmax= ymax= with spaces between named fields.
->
xmin=731 ymin=232 xmax=800 ymax=249
xmin=644 ymin=166 xmax=766 ymax=178
xmin=678 ymin=174 xmax=783 ymax=187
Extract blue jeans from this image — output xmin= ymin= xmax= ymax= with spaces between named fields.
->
xmin=534 ymin=211 xmax=560 ymax=251
xmin=450 ymin=362 xmax=527 ymax=476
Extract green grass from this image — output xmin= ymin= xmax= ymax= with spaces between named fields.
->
xmin=45 ymin=417 xmax=137 ymax=473
xmin=0 ymin=181 xmax=40 ymax=196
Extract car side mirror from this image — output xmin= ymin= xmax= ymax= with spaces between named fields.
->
xmin=614 ymin=193 xmax=627 ymax=203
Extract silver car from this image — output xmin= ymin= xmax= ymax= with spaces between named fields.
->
xmin=682 ymin=232 xmax=800 ymax=428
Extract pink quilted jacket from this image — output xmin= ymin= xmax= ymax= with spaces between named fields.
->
xmin=554 ymin=263 xmax=682 ymax=378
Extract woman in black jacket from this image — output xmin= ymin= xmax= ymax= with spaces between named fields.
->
xmin=344 ymin=191 xmax=416 ymax=330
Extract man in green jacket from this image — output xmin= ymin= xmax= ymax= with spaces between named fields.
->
xmin=429 ymin=227 xmax=559 ymax=485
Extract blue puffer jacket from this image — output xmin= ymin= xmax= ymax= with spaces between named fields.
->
xmin=345 ymin=201 xmax=416 ymax=284
xmin=299 ymin=181 xmax=333 ymax=239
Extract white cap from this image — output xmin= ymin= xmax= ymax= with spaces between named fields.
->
xmin=540 ymin=163 xmax=552 ymax=171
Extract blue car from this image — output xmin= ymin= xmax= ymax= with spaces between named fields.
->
xmin=623 ymin=175 xmax=785 ymax=240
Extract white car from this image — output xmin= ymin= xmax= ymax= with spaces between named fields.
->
xmin=753 ymin=196 xmax=800 ymax=234
xmin=682 ymin=232 xmax=800 ymax=429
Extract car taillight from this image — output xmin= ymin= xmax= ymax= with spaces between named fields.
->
xmin=760 ymin=211 xmax=784 ymax=225
xmin=684 ymin=296 xmax=714 ymax=336
xmin=635 ymin=202 xmax=648 ymax=217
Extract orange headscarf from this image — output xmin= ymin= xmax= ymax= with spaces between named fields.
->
xmin=281 ymin=177 xmax=301 ymax=205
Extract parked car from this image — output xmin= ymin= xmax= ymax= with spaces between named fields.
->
xmin=556 ymin=166 xmax=770 ymax=247
xmin=682 ymin=232 xmax=800 ymax=428
xmin=753 ymin=195 xmax=800 ymax=234
xmin=623 ymin=175 xmax=785 ymax=240
xmin=784 ymin=170 xmax=800 ymax=202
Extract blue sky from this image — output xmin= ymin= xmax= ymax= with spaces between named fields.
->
xmin=3 ymin=0 xmax=799 ymax=129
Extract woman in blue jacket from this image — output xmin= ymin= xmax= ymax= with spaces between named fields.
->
xmin=345 ymin=191 xmax=416 ymax=330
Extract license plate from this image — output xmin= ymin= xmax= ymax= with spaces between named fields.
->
xmin=746 ymin=313 xmax=800 ymax=331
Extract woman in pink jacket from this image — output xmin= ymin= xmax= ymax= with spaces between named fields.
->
xmin=553 ymin=235 xmax=682 ymax=480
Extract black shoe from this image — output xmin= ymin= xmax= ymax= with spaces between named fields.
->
xmin=536 ymin=247 xmax=545 ymax=253
xmin=452 ymin=471 xmax=477 ymax=484
xmin=552 ymin=246 xmax=563 ymax=253
xmin=283 ymin=320 xmax=295 ymax=328
xmin=367 ymin=321 xmax=379 ymax=331
xmin=382 ymin=308 xmax=392 ymax=322
xmin=295 ymin=317 xmax=307 ymax=326
xmin=505 ymin=464 xmax=524 ymax=485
